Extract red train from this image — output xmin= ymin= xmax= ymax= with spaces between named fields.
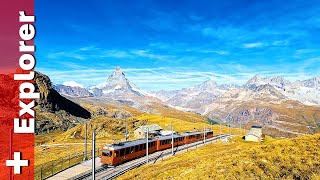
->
xmin=101 ymin=130 xmax=214 ymax=166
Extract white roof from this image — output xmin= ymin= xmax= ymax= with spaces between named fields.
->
xmin=160 ymin=130 xmax=176 ymax=136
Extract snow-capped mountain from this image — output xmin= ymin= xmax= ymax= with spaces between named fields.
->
xmin=89 ymin=66 xmax=147 ymax=97
xmin=150 ymin=75 xmax=320 ymax=137
xmin=53 ymin=84 xmax=93 ymax=97
xmin=245 ymin=75 xmax=291 ymax=90
xmin=301 ymin=77 xmax=320 ymax=88
xmin=151 ymin=79 xmax=236 ymax=112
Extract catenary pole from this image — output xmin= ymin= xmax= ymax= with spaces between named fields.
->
xmin=125 ymin=121 xmax=128 ymax=141
xmin=92 ymin=131 xmax=95 ymax=180
xmin=146 ymin=127 xmax=149 ymax=163
xmin=220 ymin=120 xmax=222 ymax=136
xmin=171 ymin=122 xmax=174 ymax=156
xmin=84 ymin=123 xmax=87 ymax=161
xmin=203 ymin=126 xmax=206 ymax=144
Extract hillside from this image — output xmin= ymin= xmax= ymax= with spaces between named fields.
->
xmin=35 ymin=97 xmax=226 ymax=167
xmin=34 ymin=71 xmax=91 ymax=134
xmin=118 ymin=133 xmax=320 ymax=179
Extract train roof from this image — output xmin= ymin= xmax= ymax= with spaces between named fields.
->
xmin=104 ymin=138 xmax=157 ymax=151
xmin=180 ymin=130 xmax=212 ymax=136
xmin=157 ymin=134 xmax=184 ymax=140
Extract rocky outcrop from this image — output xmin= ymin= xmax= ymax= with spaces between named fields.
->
xmin=34 ymin=71 xmax=91 ymax=133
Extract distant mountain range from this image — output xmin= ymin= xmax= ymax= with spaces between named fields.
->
xmin=52 ymin=67 xmax=320 ymax=137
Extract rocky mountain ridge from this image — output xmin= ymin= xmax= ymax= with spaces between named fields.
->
xmin=50 ymin=67 xmax=320 ymax=137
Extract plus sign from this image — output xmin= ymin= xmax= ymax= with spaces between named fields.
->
xmin=6 ymin=152 xmax=29 ymax=174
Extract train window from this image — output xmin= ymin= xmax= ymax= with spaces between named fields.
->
xmin=109 ymin=151 xmax=113 ymax=157
xmin=135 ymin=145 xmax=139 ymax=152
xmin=102 ymin=150 xmax=109 ymax=156
xmin=125 ymin=147 xmax=130 ymax=155
xmin=131 ymin=147 xmax=134 ymax=153
xmin=120 ymin=149 xmax=124 ymax=156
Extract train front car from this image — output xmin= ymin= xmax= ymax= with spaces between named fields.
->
xmin=101 ymin=138 xmax=158 ymax=166
xmin=101 ymin=146 xmax=115 ymax=166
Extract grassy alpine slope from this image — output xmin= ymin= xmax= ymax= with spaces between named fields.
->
xmin=35 ymin=101 xmax=239 ymax=167
xmin=118 ymin=133 xmax=320 ymax=180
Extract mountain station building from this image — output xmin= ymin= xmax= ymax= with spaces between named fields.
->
xmin=245 ymin=126 xmax=264 ymax=142
xmin=134 ymin=124 xmax=163 ymax=139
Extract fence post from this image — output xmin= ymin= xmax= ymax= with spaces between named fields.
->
xmin=51 ymin=161 xmax=54 ymax=176
xmin=61 ymin=158 xmax=63 ymax=171
xmin=40 ymin=165 xmax=43 ymax=180
xmin=83 ymin=151 xmax=85 ymax=162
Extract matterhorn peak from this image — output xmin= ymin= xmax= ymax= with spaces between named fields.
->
xmin=115 ymin=66 xmax=122 ymax=72
xmin=90 ymin=66 xmax=145 ymax=97
xmin=111 ymin=66 xmax=125 ymax=76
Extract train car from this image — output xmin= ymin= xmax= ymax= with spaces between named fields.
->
xmin=101 ymin=138 xmax=157 ymax=166
xmin=182 ymin=131 xmax=203 ymax=144
xmin=156 ymin=134 xmax=185 ymax=151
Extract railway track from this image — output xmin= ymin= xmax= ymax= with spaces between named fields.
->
xmin=70 ymin=134 xmax=230 ymax=180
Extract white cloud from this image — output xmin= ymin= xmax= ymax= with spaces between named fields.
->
xmin=199 ymin=50 xmax=230 ymax=55
xmin=242 ymin=42 xmax=265 ymax=48
xmin=63 ymin=81 xmax=84 ymax=88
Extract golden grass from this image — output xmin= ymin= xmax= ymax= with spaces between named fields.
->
xmin=118 ymin=134 xmax=320 ymax=180
xmin=135 ymin=113 xmax=239 ymax=135
xmin=34 ymin=103 xmax=240 ymax=168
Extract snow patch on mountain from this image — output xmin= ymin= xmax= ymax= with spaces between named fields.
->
xmin=63 ymin=81 xmax=84 ymax=88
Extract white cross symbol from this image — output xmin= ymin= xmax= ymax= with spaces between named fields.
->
xmin=6 ymin=152 xmax=29 ymax=174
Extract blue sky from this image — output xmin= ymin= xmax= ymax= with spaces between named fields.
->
xmin=36 ymin=0 xmax=320 ymax=91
